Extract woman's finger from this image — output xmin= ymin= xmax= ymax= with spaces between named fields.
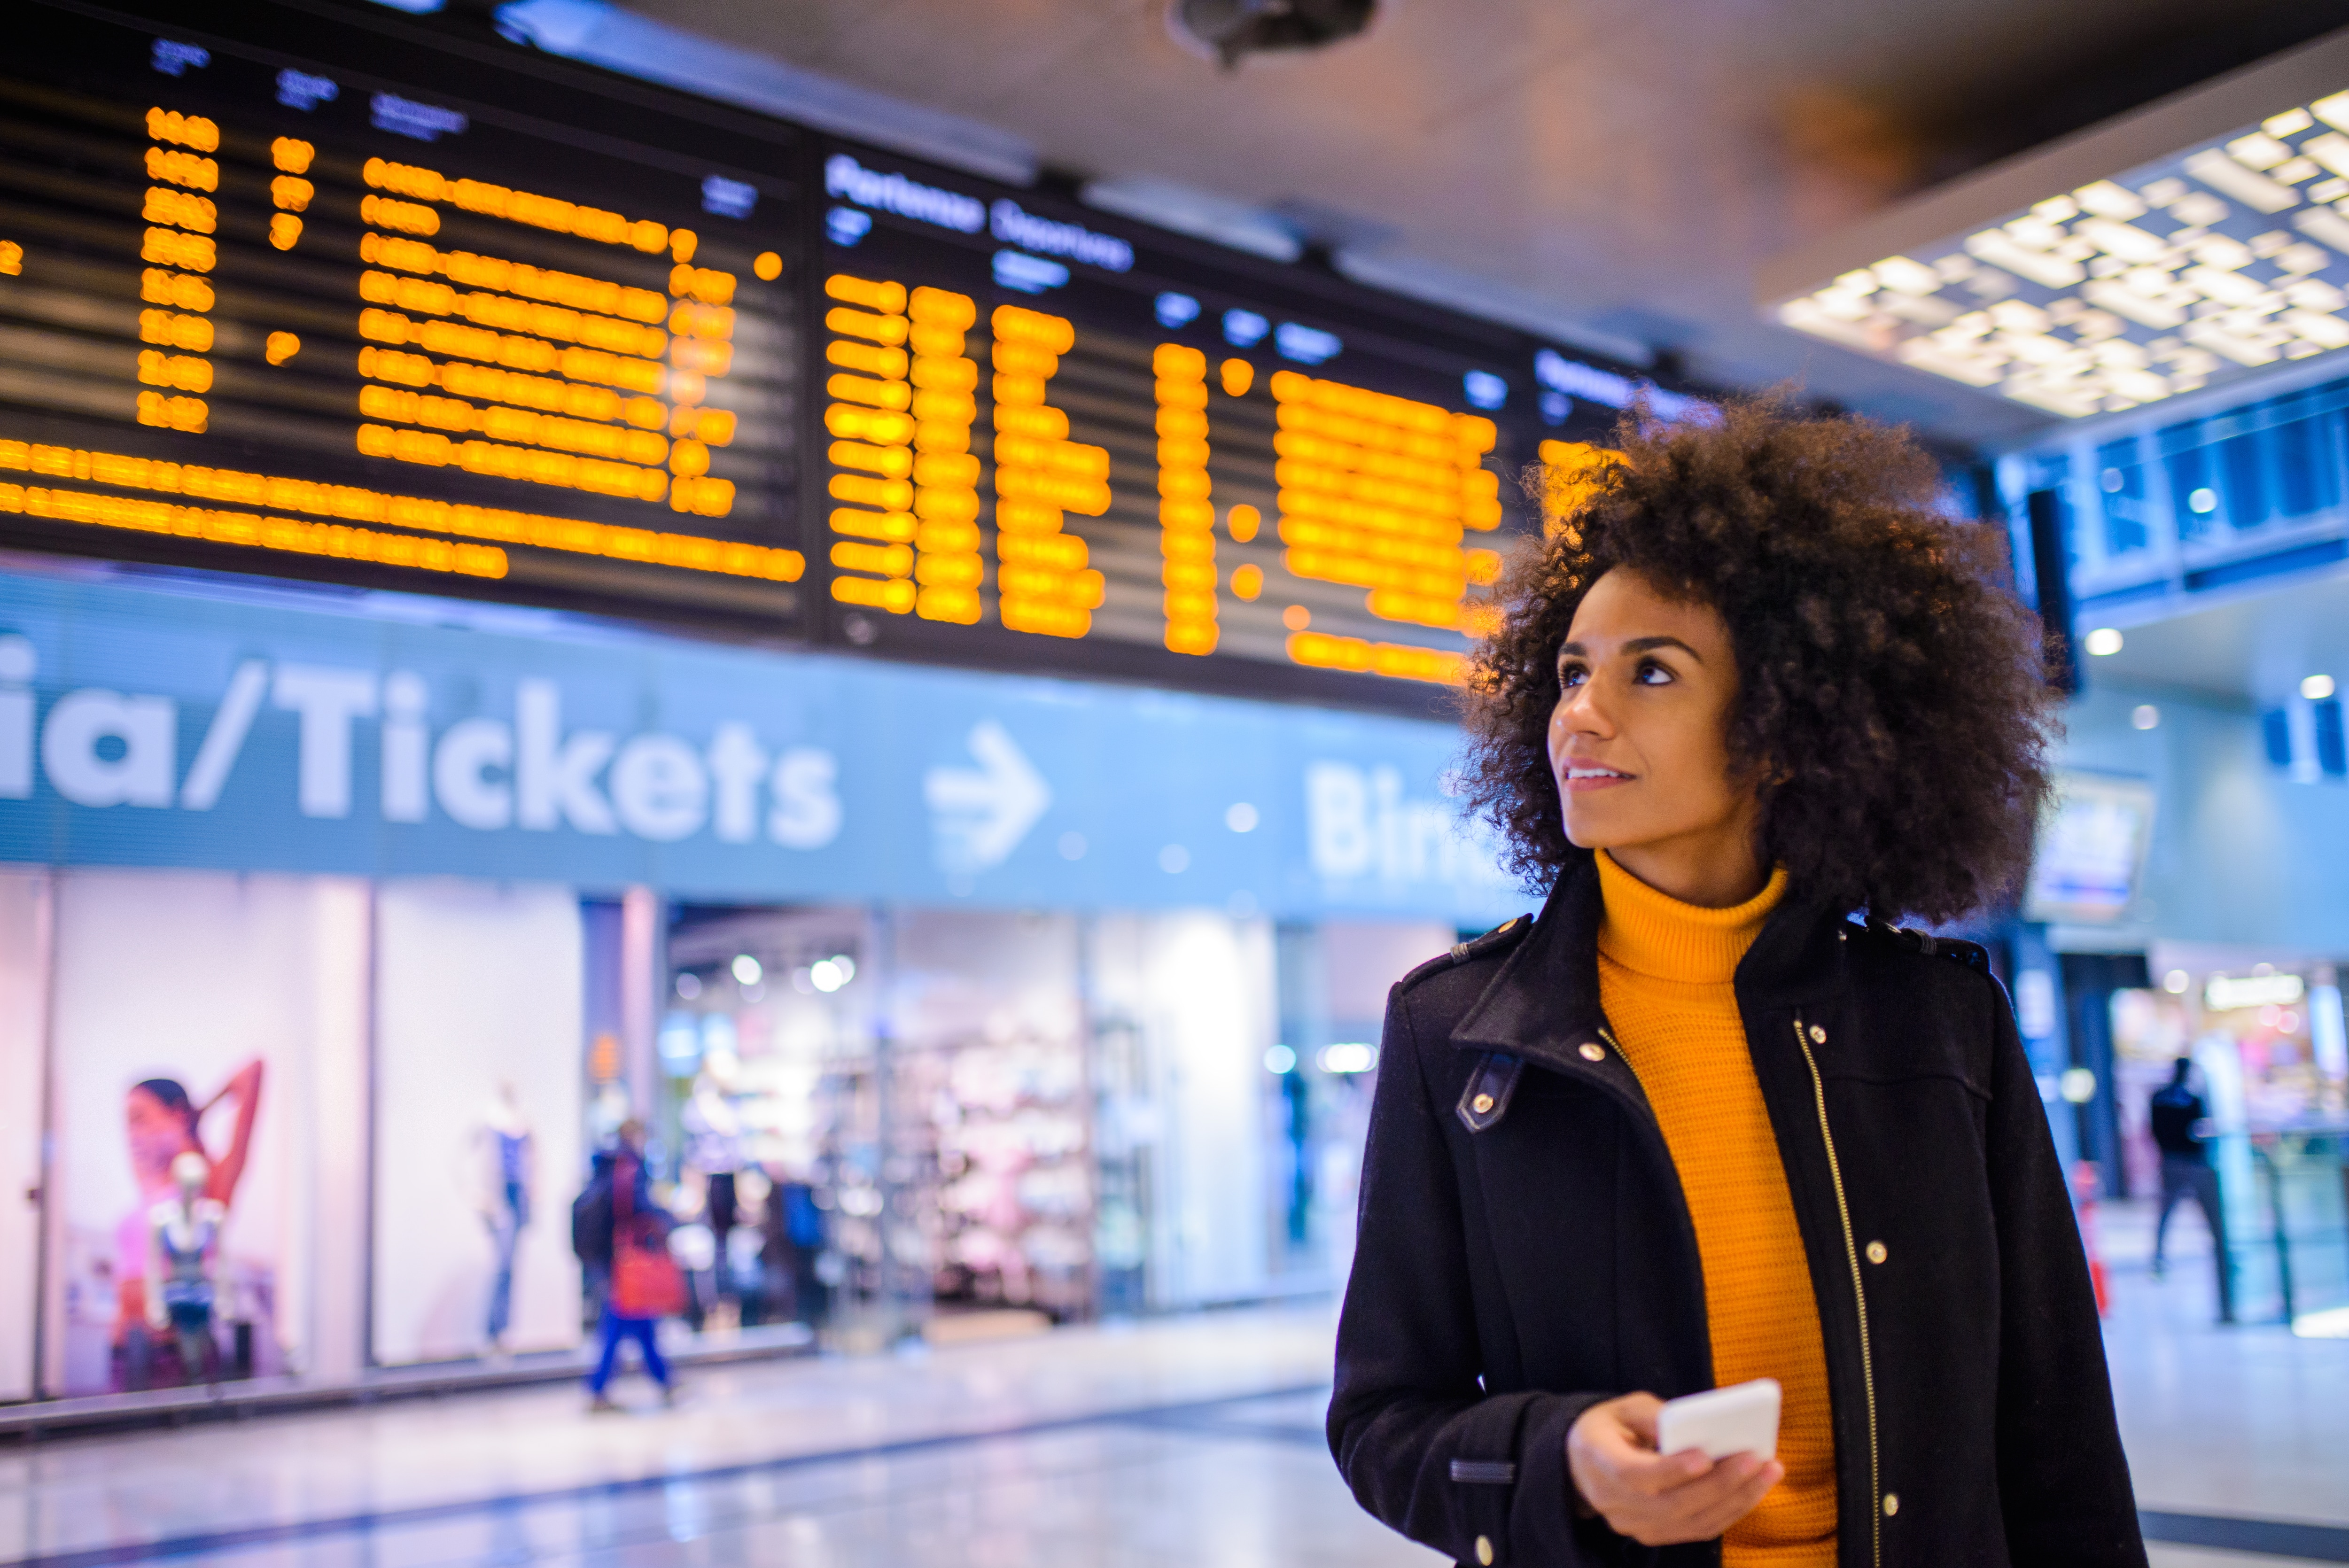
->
xmin=1679 ymin=1459 xmax=1782 ymax=1539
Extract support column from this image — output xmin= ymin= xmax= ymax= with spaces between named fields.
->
xmin=620 ymin=886 xmax=661 ymax=1121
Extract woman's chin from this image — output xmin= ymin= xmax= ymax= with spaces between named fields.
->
xmin=1559 ymin=806 xmax=1633 ymax=852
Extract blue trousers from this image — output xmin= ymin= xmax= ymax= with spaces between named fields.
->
xmin=588 ymin=1304 xmax=669 ymax=1395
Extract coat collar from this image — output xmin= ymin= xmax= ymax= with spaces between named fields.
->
xmin=1449 ymin=855 xmax=1847 ymax=1072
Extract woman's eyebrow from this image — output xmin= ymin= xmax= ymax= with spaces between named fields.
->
xmin=1557 ymin=635 xmax=1702 ymax=660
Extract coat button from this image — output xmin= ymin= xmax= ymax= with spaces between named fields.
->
xmin=1475 ymin=1535 xmax=1496 ymax=1565
xmin=1579 ymin=1041 xmax=1605 ymax=1062
xmin=1866 ymin=1240 xmax=1888 ymax=1265
xmin=1472 ymin=1093 xmax=1496 ymax=1115
xmin=1882 ymin=1492 xmax=1899 ymax=1517
xmin=1809 ymin=1024 xmax=1827 ymax=1044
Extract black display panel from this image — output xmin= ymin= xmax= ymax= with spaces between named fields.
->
xmin=0 ymin=1 xmax=803 ymax=625
xmin=0 ymin=1 xmax=1697 ymax=714
xmin=802 ymin=140 xmax=1636 ymax=707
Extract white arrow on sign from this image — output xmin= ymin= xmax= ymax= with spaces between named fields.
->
xmin=923 ymin=720 xmax=1052 ymax=873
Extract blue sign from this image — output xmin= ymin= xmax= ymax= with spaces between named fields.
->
xmin=0 ymin=570 xmax=1523 ymax=925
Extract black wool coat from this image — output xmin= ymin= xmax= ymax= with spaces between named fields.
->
xmin=1327 ymin=859 xmax=2145 ymax=1568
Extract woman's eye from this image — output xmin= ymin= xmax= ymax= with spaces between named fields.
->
xmin=1558 ymin=665 xmax=1587 ymax=689
xmin=1634 ymin=660 xmax=1673 ymax=685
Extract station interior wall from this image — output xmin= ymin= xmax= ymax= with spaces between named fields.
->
xmin=2057 ymin=681 xmax=2349 ymax=955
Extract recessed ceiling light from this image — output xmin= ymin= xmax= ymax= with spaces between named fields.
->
xmin=1767 ymin=70 xmax=2349 ymax=418
xmin=2131 ymin=704 xmax=2161 ymax=729
xmin=2084 ymin=627 xmax=2124 ymax=656
xmin=2304 ymin=673 xmax=2337 ymax=700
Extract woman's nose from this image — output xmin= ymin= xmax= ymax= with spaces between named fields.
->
xmin=1556 ymin=682 xmax=1611 ymax=737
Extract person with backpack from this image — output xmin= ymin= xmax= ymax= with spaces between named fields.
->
xmin=570 ymin=1119 xmax=682 ymax=1411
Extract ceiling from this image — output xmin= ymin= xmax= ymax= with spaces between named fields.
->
xmin=619 ymin=0 xmax=2349 ymax=448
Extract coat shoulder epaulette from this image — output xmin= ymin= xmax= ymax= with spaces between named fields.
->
xmin=1396 ymin=913 xmax=1533 ymax=993
xmin=1869 ymin=919 xmax=1991 ymax=974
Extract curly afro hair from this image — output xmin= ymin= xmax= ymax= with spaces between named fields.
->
xmin=1460 ymin=396 xmax=2055 ymax=924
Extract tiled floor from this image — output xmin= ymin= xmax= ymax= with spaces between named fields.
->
xmin=0 ymin=1205 xmax=2343 ymax=1568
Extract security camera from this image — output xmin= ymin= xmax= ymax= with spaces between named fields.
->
xmin=1166 ymin=0 xmax=1380 ymax=68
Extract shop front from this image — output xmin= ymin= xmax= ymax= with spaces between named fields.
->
xmin=2106 ymin=956 xmax=2349 ymax=1331
xmin=0 ymin=563 xmax=1517 ymax=1404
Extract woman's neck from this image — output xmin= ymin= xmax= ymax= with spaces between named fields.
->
xmin=1602 ymin=830 xmax=1767 ymax=909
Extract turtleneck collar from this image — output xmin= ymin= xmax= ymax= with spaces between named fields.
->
xmin=1595 ymin=849 xmax=1789 ymax=985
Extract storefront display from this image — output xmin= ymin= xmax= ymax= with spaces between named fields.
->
xmin=371 ymin=880 xmax=585 ymax=1365
xmin=663 ymin=906 xmax=883 ymax=1340
xmin=2113 ymin=966 xmax=2346 ymax=1185
xmin=0 ymin=871 xmax=49 ymax=1403
xmin=891 ymin=911 xmax=1092 ymax=1320
xmin=39 ymin=868 xmax=370 ymax=1396
xmin=2111 ymin=963 xmax=2349 ymax=1327
xmin=0 ymin=561 xmax=1517 ymax=1402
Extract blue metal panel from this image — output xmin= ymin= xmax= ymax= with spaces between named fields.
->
xmin=2317 ymin=699 xmax=2347 ymax=779
xmin=2264 ymin=709 xmax=2295 ymax=768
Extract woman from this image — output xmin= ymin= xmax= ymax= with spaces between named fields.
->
xmin=1328 ymin=402 xmax=2141 ymax=1567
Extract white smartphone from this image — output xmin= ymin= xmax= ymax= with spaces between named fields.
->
xmin=1655 ymin=1378 xmax=1781 ymax=1461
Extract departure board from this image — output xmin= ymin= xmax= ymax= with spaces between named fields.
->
xmin=0 ymin=2 xmax=804 ymax=626
xmin=0 ymin=0 xmax=1696 ymax=715
xmin=807 ymin=142 xmax=1556 ymax=702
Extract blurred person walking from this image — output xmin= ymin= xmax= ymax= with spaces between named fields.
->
xmin=1330 ymin=401 xmax=2143 ymax=1567
xmin=2150 ymin=1057 xmax=2234 ymax=1322
xmin=571 ymin=1119 xmax=682 ymax=1411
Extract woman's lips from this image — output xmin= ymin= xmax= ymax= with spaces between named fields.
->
xmin=1562 ymin=766 xmax=1633 ymax=793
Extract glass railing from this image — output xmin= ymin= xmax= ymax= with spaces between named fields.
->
xmin=2206 ymin=1127 xmax=2349 ymax=1334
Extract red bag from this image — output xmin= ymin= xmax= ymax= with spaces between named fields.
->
xmin=607 ymin=1156 xmax=686 ymax=1320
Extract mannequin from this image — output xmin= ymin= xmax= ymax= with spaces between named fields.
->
xmin=474 ymin=1080 xmax=535 ymax=1354
xmin=680 ymin=1053 xmax=745 ymax=1305
xmin=114 ymin=1061 xmax=263 ymax=1385
xmin=145 ymin=1151 xmax=224 ymax=1385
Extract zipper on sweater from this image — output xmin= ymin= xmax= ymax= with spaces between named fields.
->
xmin=1794 ymin=1012 xmax=1880 ymax=1568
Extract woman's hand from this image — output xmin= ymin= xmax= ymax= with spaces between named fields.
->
xmin=201 ymin=1058 xmax=266 ymax=1118
xmin=1566 ymin=1393 xmax=1782 ymax=1546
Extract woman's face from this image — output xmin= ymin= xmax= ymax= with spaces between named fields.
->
xmin=125 ymin=1087 xmax=195 ymax=1184
xmin=1548 ymin=568 xmax=1756 ymax=864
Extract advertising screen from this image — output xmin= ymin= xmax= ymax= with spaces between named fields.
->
xmin=2024 ymin=770 xmax=2158 ymax=925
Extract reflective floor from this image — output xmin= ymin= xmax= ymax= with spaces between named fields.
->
xmin=1 ymin=1205 xmax=2343 ymax=1568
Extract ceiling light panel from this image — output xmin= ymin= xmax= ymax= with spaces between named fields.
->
xmin=1774 ymin=91 xmax=2349 ymax=419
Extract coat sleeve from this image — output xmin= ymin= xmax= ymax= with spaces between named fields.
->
xmin=1327 ymin=982 xmax=1621 ymax=1567
xmin=1983 ymin=981 xmax=2148 ymax=1567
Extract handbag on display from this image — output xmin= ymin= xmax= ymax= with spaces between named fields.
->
xmin=608 ymin=1156 xmax=687 ymax=1320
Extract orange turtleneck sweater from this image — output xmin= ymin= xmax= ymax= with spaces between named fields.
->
xmin=1595 ymin=850 xmax=1836 ymax=1567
